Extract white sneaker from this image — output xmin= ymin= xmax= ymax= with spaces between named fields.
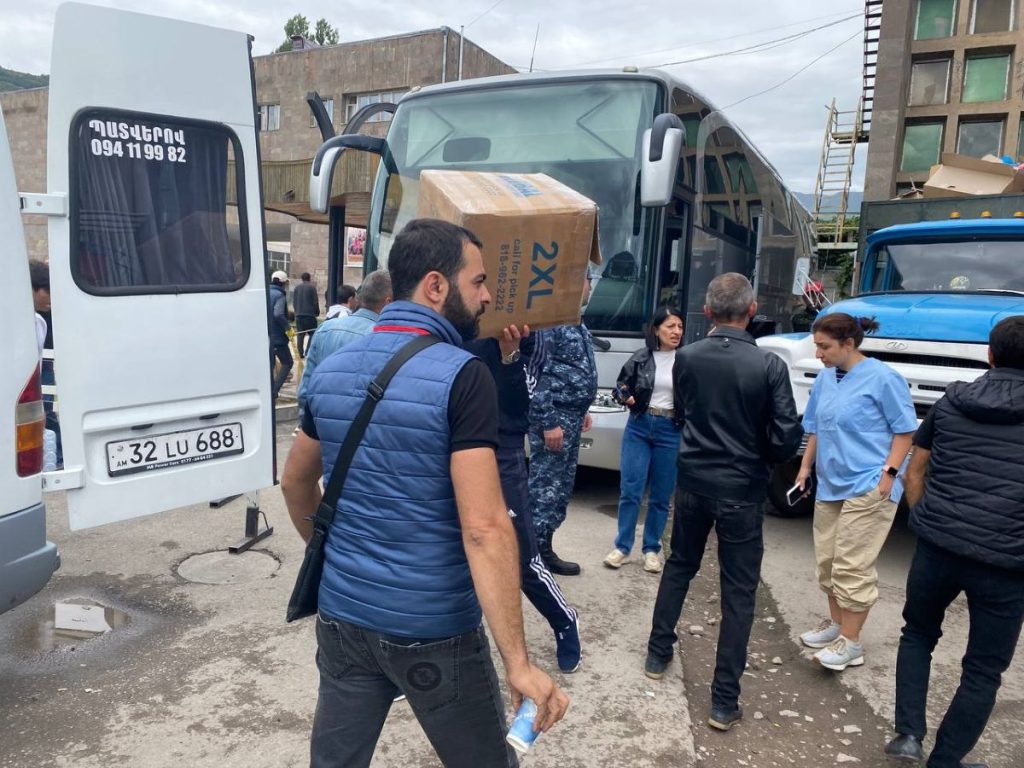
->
xmin=814 ymin=636 xmax=864 ymax=671
xmin=603 ymin=549 xmax=629 ymax=568
xmin=643 ymin=552 xmax=663 ymax=573
xmin=800 ymin=618 xmax=841 ymax=649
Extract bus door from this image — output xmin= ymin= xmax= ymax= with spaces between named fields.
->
xmin=43 ymin=4 xmax=274 ymax=530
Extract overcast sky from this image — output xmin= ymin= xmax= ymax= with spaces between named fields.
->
xmin=0 ymin=0 xmax=869 ymax=192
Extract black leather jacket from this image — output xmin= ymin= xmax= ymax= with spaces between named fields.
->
xmin=613 ymin=347 xmax=681 ymax=426
xmin=672 ymin=327 xmax=802 ymax=502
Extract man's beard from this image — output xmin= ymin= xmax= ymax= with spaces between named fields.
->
xmin=443 ymin=288 xmax=483 ymax=341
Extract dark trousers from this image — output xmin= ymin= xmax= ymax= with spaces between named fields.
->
xmin=648 ymin=488 xmax=765 ymax=710
xmin=894 ymin=539 xmax=1024 ymax=768
xmin=295 ymin=315 xmax=317 ymax=358
xmin=497 ymin=443 xmax=577 ymax=632
xmin=310 ymin=615 xmax=516 ymax=768
xmin=270 ymin=342 xmax=293 ymax=401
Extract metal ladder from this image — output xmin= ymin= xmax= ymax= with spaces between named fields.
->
xmin=813 ymin=98 xmax=863 ymax=244
xmin=861 ymin=0 xmax=883 ymax=139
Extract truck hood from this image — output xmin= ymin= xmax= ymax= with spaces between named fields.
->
xmin=820 ymin=293 xmax=1024 ymax=343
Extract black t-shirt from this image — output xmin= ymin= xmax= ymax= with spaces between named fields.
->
xmin=913 ymin=405 xmax=937 ymax=450
xmin=301 ymin=357 xmax=498 ymax=452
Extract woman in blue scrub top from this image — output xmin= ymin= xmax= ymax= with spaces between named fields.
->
xmin=795 ymin=313 xmax=917 ymax=672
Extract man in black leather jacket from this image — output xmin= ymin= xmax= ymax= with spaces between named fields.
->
xmin=644 ymin=272 xmax=802 ymax=733
xmin=885 ymin=316 xmax=1024 ymax=768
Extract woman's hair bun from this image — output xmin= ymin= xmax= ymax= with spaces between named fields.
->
xmin=857 ymin=316 xmax=880 ymax=334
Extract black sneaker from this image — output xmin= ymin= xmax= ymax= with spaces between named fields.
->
xmin=884 ymin=734 xmax=923 ymax=762
xmin=708 ymin=705 xmax=742 ymax=731
xmin=644 ymin=653 xmax=671 ymax=679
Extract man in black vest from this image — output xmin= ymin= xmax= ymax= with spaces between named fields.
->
xmin=885 ymin=316 xmax=1024 ymax=768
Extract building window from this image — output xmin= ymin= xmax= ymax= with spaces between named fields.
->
xmin=962 ymin=53 xmax=1011 ymax=102
xmin=901 ymin=121 xmax=945 ymax=172
xmin=971 ymin=0 xmax=1015 ymax=33
xmin=957 ymin=118 xmax=1005 ymax=156
xmin=1018 ymin=117 xmax=1024 ymax=160
xmin=259 ymin=103 xmax=280 ymax=132
xmin=267 ymin=249 xmax=290 ymax=277
xmin=909 ymin=59 xmax=951 ymax=105
xmin=343 ymin=90 xmax=407 ymax=125
xmin=310 ymin=98 xmax=334 ymax=128
xmin=915 ymin=0 xmax=956 ymax=39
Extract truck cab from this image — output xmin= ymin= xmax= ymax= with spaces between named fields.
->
xmin=1 ymin=3 xmax=276 ymax=613
xmin=760 ymin=214 xmax=1024 ymax=514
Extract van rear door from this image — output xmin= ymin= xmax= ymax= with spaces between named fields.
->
xmin=46 ymin=4 xmax=274 ymax=530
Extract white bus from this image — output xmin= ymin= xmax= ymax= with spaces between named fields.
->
xmin=312 ymin=69 xmax=815 ymax=469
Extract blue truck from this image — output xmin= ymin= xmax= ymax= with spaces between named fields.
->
xmin=759 ymin=194 xmax=1024 ymax=515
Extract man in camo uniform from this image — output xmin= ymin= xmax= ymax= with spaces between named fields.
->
xmin=527 ymin=271 xmax=598 ymax=576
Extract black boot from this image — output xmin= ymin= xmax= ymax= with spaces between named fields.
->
xmin=538 ymin=537 xmax=580 ymax=576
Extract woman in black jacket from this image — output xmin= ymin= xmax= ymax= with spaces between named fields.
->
xmin=604 ymin=306 xmax=684 ymax=573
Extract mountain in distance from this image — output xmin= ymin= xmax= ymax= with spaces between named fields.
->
xmin=792 ymin=190 xmax=863 ymax=215
xmin=0 ymin=66 xmax=49 ymax=92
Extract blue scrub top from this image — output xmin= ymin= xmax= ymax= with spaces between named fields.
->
xmin=803 ymin=357 xmax=917 ymax=502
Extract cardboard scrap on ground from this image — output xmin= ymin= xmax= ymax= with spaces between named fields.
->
xmin=417 ymin=170 xmax=601 ymax=338
xmin=923 ymin=153 xmax=1024 ymax=198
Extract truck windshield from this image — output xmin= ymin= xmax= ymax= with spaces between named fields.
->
xmin=870 ymin=240 xmax=1024 ymax=293
xmin=368 ymin=79 xmax=661 ymax=332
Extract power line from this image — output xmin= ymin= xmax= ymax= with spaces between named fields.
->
xmin=652 ymin=13 xmax=861 ymax=69
xmin=722 ymin=30 xmax=862 ymax=110
xmin=466 ymin=0 xmax=510 ymax=29
xmin=568 ymin=7 xmax=862 ymax=67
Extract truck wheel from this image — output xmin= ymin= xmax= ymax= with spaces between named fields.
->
xmin=767 ymin=460 xmax=815 ymax=518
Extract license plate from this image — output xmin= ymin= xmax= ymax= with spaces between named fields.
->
xmin=106 ymin=423 xmax=244 ymax=477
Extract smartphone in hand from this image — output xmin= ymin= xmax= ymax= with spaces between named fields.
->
xmin=786 ymin=482 xmax=811 ymax=507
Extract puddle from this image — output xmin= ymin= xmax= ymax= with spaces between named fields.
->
xmin=20 ymin=598 xmax=130 ymax=654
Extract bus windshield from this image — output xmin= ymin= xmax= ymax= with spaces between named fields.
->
xmin=368 ymin=79 xmax=661 ymax=332
xmin=870 ymin=240 xmax=1024 ymax=293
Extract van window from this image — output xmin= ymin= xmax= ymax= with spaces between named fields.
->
xmin=71 ymin=110 xmax=248 ymax=294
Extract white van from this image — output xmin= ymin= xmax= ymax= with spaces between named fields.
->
xmin=1 ymin=3 xmax=276 ymax=613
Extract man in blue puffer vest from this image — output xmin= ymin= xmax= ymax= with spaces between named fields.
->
xmin=281 ymin=219 xmax=569 ymax=768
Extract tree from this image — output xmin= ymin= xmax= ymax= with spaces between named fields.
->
xmin=313 ymin=18 xmax=339 ymax=46
xmin=277 ymin=14 xmax=338 ymax=52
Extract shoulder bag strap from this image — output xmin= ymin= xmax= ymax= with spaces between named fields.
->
xmin=309 ymin=334 xmax=441 ymax=533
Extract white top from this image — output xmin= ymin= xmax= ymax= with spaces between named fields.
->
xmin=325 ymin=304 xmax=352 ymax=320
xmin=650 ymin=350 xmax=675 ymax=409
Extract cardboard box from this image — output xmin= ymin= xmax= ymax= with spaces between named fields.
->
xmin=923 ymin=153 xmax=1024 ymax=198
xmin=418 ymin=170 xmax=601 ymax=338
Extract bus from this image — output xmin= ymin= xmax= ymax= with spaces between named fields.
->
xmin=311 ymin=68 xmax=815 ymax=470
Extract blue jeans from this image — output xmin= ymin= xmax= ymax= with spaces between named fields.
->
xmin=614 ymin=412 xmax=680 ymax=555
xmin=310 ymin=615 xmax=516 ymax=768
xmin=894 ymin=539 xmax=1024 ymax=768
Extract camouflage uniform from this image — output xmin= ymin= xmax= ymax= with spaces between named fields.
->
xmin=527 ymin=323 xmax=599 ymax=545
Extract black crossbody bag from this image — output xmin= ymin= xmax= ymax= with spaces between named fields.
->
xmin=286 ymin=334 xmax=440 ymax=622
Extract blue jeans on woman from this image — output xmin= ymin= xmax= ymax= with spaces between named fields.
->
xmin=614 ymin=411 xmax=680 ymax=555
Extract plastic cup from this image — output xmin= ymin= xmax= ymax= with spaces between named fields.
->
xmin=506 ymin=697 xmax=540 ymax=754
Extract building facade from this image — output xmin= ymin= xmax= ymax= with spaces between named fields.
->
xmin=1 ymin=27 xmax=513 ymax=290
xmin=865 ymin=0 xmax=1024 ymax=200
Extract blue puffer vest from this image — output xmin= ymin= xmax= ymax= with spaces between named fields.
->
xmin=305 ymin=301 xmax=481 ymax=638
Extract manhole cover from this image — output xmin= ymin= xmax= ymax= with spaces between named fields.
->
xmin=177 ymin=551 xmax=279 ymax=585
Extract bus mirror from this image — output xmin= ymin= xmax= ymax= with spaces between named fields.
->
xmin=309 ymin=133 xmax=386 ymax=213
xmin=792 ymin=257 xmax=811 ymax=296
xmin=641 ymin=113 xmax=684 ymax=207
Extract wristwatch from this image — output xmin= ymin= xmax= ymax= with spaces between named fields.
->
xmin=883 ymin=465 xmax=899 ymax=478
xmin=501 ymin=348 xmax=521 ymax=365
